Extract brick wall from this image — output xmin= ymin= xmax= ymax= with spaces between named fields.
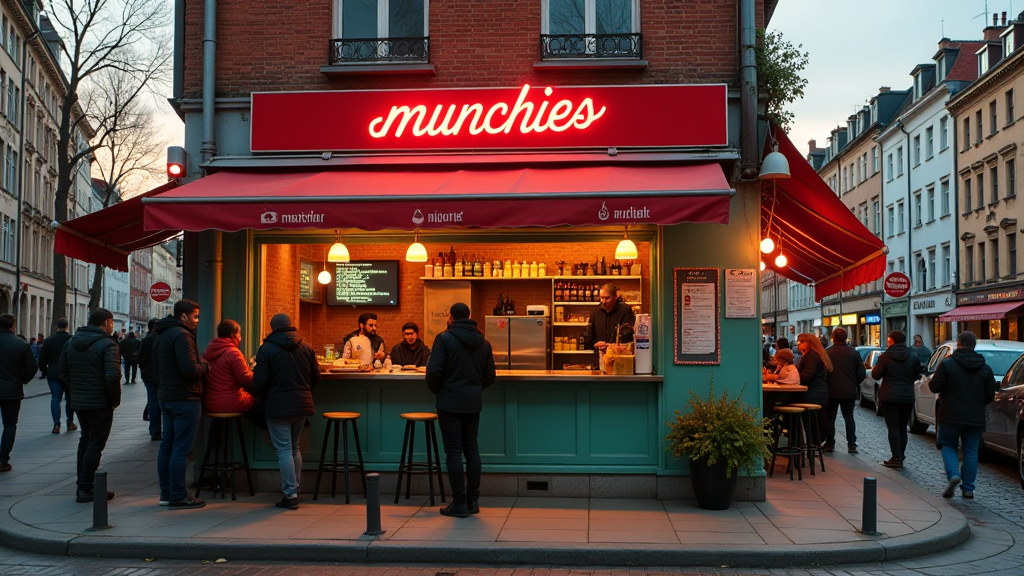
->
xmin=183 ymin=0 xmax=764 ymax=99
xmin=265 ymin=239 xmax=650 ymax=354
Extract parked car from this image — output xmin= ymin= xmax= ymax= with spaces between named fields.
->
xmin=982 ymin=351 xmax=1024 ymax=489
xmin=856 ymin=346 xmax=882 ymax=362
xmin=911 ymin=340 xmax=1024 ymax=442
xmin=858 ymin=349 xmax=886 ymax=415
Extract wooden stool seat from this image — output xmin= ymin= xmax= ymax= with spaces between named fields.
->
xmin=207 ymin=412 xmax=243 ymax=418
xmin=788 ymin=403 xmax=821 ymax=410
xmin=323 ymin=412 xmax=361 ymax=420
xmin=773 ymin=406 xmax=805 ymax=414
xmin=196 ymin=413 xmax=254 ymax=501
xmin=313 ymin=412 xmax=366 ymax=503
xmin=784 ymin=405 xmax=826 ymax=475
xmin=401 ymin=412 xmax=438 ymax=421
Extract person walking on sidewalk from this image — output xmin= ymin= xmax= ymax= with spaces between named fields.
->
xmin=871 ymin=330 xmax=922 ymax=470
xmin=120 ymin=331 xmax=140 ymax=384
xmin=38 ymin=318 xmax=76 ymax=434
xmin=137 ymin=318 xmax=162 ymax=441
xmin=824 ymin=328 xmax=865 ymax=454
xmin=929 ymin=331 xmax=997 ymax=499
xmin=59 ymin=308 xmax=121 ymax=503
xmin=426 ymin=302 xmax=496 ymax=518
xmin=156 ymin=300 xmax=210 ymax=510
xmin=0 ymin=314 xmax=37 ymax=472
xmin=252 ymin=314 xmax=319 ymax=510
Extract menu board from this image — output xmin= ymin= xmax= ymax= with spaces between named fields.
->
xmin=674 ymin=268 xmax=720 ymax=365
xmin=327 ymin=260 xmax=400 ymax=306
xmin=724 ymin=268 xmax=757 ymax=318
xmin=298 ymin=258 xmax=321 ymax=303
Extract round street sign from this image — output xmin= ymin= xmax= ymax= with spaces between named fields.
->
xmin=150 ymin=282 xmax=172 ymax=303
xmin=883 ymin=272 xmax=911 ymax=299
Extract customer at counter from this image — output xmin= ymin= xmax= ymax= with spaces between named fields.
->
xmin=390 ymin=322 xmax=430 ymax=367
xmin=585 ymin=284 xmax=636 ymax=351
xmin=202 ymin=320 xmax=266 ymax=431
xmin=339 ymin=313 xmax=385 ymax=363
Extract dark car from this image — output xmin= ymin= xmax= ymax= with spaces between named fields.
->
xmin=981 ymin=350 xmax=1024 ymax=489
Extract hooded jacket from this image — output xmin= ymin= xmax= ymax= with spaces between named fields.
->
xmin=58 ymin=326 xmax=121 ymax=410
xmin=928 ymin=348 xmax=997 ymax=427
xmin=871 ymin=343 xmax=922 ymax=404
xmin=389 ymin=339 xmax=431 ymax=367
xmin=155 ymin=316 xmax=208 ymax=403
xmin=426 ymin=319 xmax=497 ymax=413
xmin=251 ymin=326 xmax=319 ymax=420
xmin=137 ymin=331 xmax=158 ymax=385
xmin=796 ymin=349 xmax=829 ymax=405
xmin=0 ymin=329 xmax=37 ymax=400
xmin=119 ymin=334 xmax=139 ymax=361
xmin=202 ymin=337 xmax=255 ymax=413
xmin=826 ymin=342 xmax=866 ymax=400
xmin=37 ymin=331 xmax=72 ymax=382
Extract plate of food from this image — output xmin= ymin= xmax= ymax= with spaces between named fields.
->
xmin=401 ymin=364 xmax=419 ymax=371
xmin=330 ymin=358 xmax=363 ymax=372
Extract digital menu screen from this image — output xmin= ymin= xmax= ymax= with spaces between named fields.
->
xmin=326 ymin=260 xmax=400 ymax=306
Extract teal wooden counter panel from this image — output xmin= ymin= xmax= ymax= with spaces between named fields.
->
xmin=241 ymin=373 xmax=662 ymax=474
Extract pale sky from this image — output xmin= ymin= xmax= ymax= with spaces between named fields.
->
xmin=770 ymin=0 xmax=1017 ymax=156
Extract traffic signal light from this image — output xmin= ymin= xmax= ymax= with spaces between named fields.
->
xmin=167 ymin=146 xmax=186 ymax=180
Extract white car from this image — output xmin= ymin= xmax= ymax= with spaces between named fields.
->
xmin=858 ymin=350 xmax=885 ymax=415
xmin=910 ymin=340 xmax=1024 ymax=439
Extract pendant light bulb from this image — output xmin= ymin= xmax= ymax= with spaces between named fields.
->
xmin=760 ymin=236 xmax=775 ymax=254
xmin=775 ymin=253 xmax=788 ymax=268
xmin=615 ymin=226 xmax=639 ymax=260
xmin=317 ymin=270 xmax=332 ymax=285
xmin=405 ymin=230 xmax=428 ymax=262
xmin=759 ymin=261 xmax=766 ymax=272
xmin=327 ymin=231 xmax=350 ymax=263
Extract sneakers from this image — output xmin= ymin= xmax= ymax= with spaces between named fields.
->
xmin=848 ymin=445 xmax=859 ymax=454
xmin=159 ymin=499 xmax=170 ymax=506
xmin=439 ymin=502 xmax=469 ymax=518
xmin=67 ymin=421 xmax=78 ymax=432
xmin=467 ymin=500 xmax=480 ymax=515
xmin=962 ymin=490 xmax=974 ymax=499
xmin=822 ymin=444 xmax=835 ymax=453
xmin=275 ymin=495 xmax=299 ymax=510
xmin=942 ymin=476 xmax=961 ymax=498
xmin=52 ymin=424 xmax=60 ymax=434
xmin=882 ymin=458 xmax=904 ymax=469
xmin=0 ymin=462 xmax=11 ymax=472
xmin=168 ymin=495 xmax=206 ymax=509
xmin=76 ymin=491 xmax=115 ymax=503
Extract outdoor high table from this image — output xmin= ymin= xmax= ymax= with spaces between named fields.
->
xmin=761 ymin=381 xmax=808 ymax=419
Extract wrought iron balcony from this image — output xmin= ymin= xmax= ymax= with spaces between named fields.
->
xmin=540 ymin=33 xmax=642 ymax=59
xmin=329 ymin=37 xmax=429 ymax=65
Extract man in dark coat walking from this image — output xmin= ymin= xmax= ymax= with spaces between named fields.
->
xmin=824 ymin=328 xmax=866 ymax=454
xmin=871 ymin=330 xmax=922 ymax=469
xmin=426 ymin=302 xmax=496 ymax=518
xmin=252 ymin=313 xmax=320 ymax=510
xmin=929 ymin=331 xmax=996 ymax=499
xmin=119 ymin=331 xmax=140 ymax=384
xmin=137 ymin=318 xmax=162 ymax=440
xmin=38 ymin=317 xmax=76 ymax=434
xmin=0 ymin=313 xmax=37 ymax=472
xmin=59 ymin=308 xmax=121 ymax=503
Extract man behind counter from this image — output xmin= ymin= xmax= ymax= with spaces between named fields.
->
xmin=339 ymin=313 xmax=385 ymax=364
xmin=390 ymin=322 xmax=430 ymax=367
xmin=585 ymin=283 xmax=636 ymax=350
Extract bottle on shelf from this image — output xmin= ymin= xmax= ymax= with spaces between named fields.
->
xmin=424 ymin=262 xmax=433 ymax=278
xmin=449 ymin=245 xmax=457 ymax=267
xmin=600 ymin=256 xmax=607 ymax=276
xmin=539 ymin=262 xmax=547 ymax=277
xmin=577 ymin=333 xmax=586 ymax=350
xmin=554 ymin=282 xmax=564 ymax=301
xmin=591 ymin=283 xmax=600 ymax=302
xmin=507 ymin=297 xmax=516 ymax=315
xmin=512 ymin=261 xmax=522 ymax=278
xmin=474 ymin=255 xmax=483 ymax=277
xmin=494 ymin=294 xmax=505 ymax=316
xmin=569 ymin=283 xmax=577 ymax=302
xmin=483 ymin=260 xmax=492 ymax=277
xmin=530 ymin=261 xmax=538 ymax=277
xmin=455 ymin=257 xmax=463 ymax=277
xmin=433 ymin=254 xmax=444 ymax=277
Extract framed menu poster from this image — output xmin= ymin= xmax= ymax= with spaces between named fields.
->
xmin=298 ymin=258 xmax=322 ymax=303
xmin=674 ymin=268 xmax=720 ymax=365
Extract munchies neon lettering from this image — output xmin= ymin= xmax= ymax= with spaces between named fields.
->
xmin=368 ymin=85 xmax=607 ymax=139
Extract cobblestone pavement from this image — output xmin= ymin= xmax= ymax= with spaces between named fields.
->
xmin=0 ymin=398 xmax=1021 ymax=575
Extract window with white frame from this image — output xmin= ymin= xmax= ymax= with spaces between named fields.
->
xmin=542 ymin=0 xmax=639 ymax=57
xmin=925 ymin=126 xmax=933 ymax=159
xmin=887 ymin=205 xmax=895 ymax=237
xmin=942 ymin=243 xmax=951 ymax=286
xmin=897 ymin=200 xmax=905 ymax=233
xmin=897 ymin=147 xmax=904 ymax=176
xmin=940 ymin=116 xmax=948 ymax=150
xmin=913 ymin=135 xmax=920 ymax=166
xmin=1009 ymin=159 xmax=1017 ymax=198
xmin=873 ymin=198 xmax=880 ymax=235
xmin=334 ymin=0 xmax=427 ymax=39
xmin=941 ymin=178 xmax=950 ymax=215
xmin=886 ymin=153 xmax=893 ymax=181
xmin=927 ymin=186 xmax=935 ymax=222
xmin=928 ymin=248 xmax=936 ymax=289
xmin=913 ymin=191 xmax=922 ymax=226
xmin=872 ymin=146 xmax=879 ymax=173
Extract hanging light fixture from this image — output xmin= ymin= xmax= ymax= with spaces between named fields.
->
xmin=759 ymin=261 xmax=766 ymax=272
xmin=318 ymin=246 xmax=332 ymax=284
xmin=615 ymin=226 xmax=638 ymax=260
xmin=405 ymin=229 xmax=428 ymax=262
xmin=759 ymin=236 xmax=775 ymax=254
xmin=759 ymin=126 xmax=791 ymax=180
xmin=775 ymin=253 xmax=788 ymax=268
xmin=327 ymin=230 xmax=350 ymax=263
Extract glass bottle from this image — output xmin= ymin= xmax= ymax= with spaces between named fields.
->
xmin=600 ymin=256 xmax=607 ymax=276
xmin=577 ymin=333 xmax=586 ymax=350
xmin=483 ymin=260 xmax=492 ymax=277
xmin=555 ymin=282 xmax=564 ymax=301
xmin=474 ymin=255 xmax=483 ymax=277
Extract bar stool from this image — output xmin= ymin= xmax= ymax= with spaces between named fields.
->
xmin=395 ymin=412 xmax=446 ymax=506
xmin=788 ymin=403 xmax=826 ymax=475
xmin=196 ymin=412 xmax=255 ymax=500
xmin=769 ymin=406 xmax=804 ymax=481
xmin=313 ymin=412 xmax=366 ymax=503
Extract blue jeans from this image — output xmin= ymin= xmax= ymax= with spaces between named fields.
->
xmin=938 ymin=422 xmax=983 ymax=493
xmin=47 ymin=379 xmax=73 ymax=426
xmin=267 ymin=417 xmax=305 ymax=497
xmin=158 ymin=400 xmax=201 ymax=502
xmin=144 ymin=384 xmax=161 ymax=436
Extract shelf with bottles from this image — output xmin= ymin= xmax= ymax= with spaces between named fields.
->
xmin=552 ymin=301 xmax=641 ymax=306
xmin=554 ymin=275 xmax=641 ymax=280
xmin=553 ymin=322 xmax=589 ymax=326
xmin=420 ymin=276 xmax=553 ymax=281
xmin=553 ymin=350 xmax=597 ymax=354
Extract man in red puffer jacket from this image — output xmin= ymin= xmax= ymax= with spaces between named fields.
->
xmin=202 ymin=320 xmax=265 ymax=429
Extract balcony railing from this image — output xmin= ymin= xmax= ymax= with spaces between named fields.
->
xmin=329 ymin=37 xmax=429 ymax=65
xmin=540 ymin=33 xmax=642 ymax=59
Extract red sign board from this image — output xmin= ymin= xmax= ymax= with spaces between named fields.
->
xmin=883 ymin=272 xmax=911 ymax=298
xmin=150 ymin=282 xmax=172 ymax=303
xmin=250 ymin=84 xmax=728 ymax=153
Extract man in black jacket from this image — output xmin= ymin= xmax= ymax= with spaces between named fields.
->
xmin=252 ymin=313 xmax=319 ymax=510
xmin=824 ymin=328 xmax=866 ymax=454
xmin=929 ymin=331 xmax=996 ymax=499
xmin=156 ymin=300 xmax=210 ymax=510
xmin=59 ymin=308 xmax=121 ymax=503
xmin=426 ymin=302 xmax=496 ymax=518
xmin=389 ymin=322 xmax=430 ymax=367
xmin=871 ymin=330 xmax=922 ymax=470
xmin=120 ymin=331 xmax=140 ymax=384
xmin=38 ymin=317 xmax=76 ymax=434
xmin=137 ymin=318 xmax=161 ymax=440
xmin=0 ymin=313 xmax=37 ymax=472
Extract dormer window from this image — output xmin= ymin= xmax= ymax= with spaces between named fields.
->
xmin=936 ymin=54 xmax=946 ymax=81
xmin=979 ymin=46 xmax=989 ymax=75
xmin=1005 ymin=29 xmax=1015 ymax=57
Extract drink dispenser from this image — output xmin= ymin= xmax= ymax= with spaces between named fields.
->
xmin=634 ymin=314 xmax=652 ymax=374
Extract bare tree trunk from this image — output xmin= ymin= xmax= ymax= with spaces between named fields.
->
xmin=88 ymin=265 xmax=104 ymax=312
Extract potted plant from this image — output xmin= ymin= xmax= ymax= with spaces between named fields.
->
xmin=665 ymin=377 xmax=773 ymax=510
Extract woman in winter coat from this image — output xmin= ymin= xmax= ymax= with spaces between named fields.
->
xmin=870 ymin=330 xmax=922 ymax=469
xmin=795 ymin=332 xmax=833 ymax=438
xmin=202 ymin=320 xmax=265 ymax=429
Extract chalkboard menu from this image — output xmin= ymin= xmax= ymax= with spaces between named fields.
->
xmin=298 ymin=258 xmax=321 ymax=303
xmin=327 ymin=260 xmax=400 ymax=306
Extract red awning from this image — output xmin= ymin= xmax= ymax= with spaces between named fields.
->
xmin=762 ymin=123 xmax=887 ymax=300
xmin=55 ymin=182 xmax=181 ymax=272
xmin=938 ymin=301 xmax=1024 ymax=322
xmin=141 ymin=164 xmax=733 ymax=232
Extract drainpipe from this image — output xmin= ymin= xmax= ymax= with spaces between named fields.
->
xmin=739 ymin=0 xmax=758 ymax=179
xmin=201 ymin=0 xmax=221 ymax=336
xmin=898 ymin=119 xmax=912 ymax=335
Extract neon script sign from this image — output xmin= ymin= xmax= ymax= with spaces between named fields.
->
xmin=368 ymin=85 xmax=606 ymax=139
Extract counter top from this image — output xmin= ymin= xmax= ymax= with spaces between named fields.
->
xmin=321 ymin=369 xmax=663 ymax=382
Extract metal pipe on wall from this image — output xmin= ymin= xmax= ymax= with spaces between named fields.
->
xmin=201 ymin=0 xmax=217 ymax=162
xmin=738 ymin=0 xmax=758 ymax=179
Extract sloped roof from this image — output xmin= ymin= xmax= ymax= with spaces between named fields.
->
xmin=945 ymin=41 xmax=986 ymax=82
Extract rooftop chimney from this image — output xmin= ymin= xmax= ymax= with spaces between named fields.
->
xmin=808 ymin=139 xmax=817 ymax=150
xmin=995 ymin=13 xmax=999 ymax=26
xmin=1003 ymin=12 xmax=1007 ymax=26
xmin=879 ymin=86 xmax=891 ymax=93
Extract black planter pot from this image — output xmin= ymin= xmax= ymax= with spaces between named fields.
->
xmin=689 ymin=457 xmax=739 ymax=510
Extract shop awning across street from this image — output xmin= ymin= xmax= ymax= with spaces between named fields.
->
xmin=938 ymin=301 xmax=1024 ymax=322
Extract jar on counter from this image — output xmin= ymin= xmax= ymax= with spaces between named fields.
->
xmin=539 ymin=262 xmax=547 ymax=277
xmin=424 ymin=263 xmax=433 ymax=278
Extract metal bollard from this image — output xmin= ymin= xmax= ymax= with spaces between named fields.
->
xmin=363 ymin=473 xmax=386 ymax=537
xmin=89 ymin=470 xmax=111 ymax=531
xmin=861 ymin=476 xmax=877 ymax=535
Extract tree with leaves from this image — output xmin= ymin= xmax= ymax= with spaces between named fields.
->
xmin=756 ymin=29 xmax=809 ymax=133
xmin=47 ymin=0 xmax=171 ymax=333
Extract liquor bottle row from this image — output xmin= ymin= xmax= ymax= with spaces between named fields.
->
xmin=422 ymin=246 xmax=639 ymax=279
xmin=492 ymin=293 xmax=517 ymax=316
xmin=555 ymin=334 xmax=589 ymax=351
xmin=555 ymin=282 xmax=604 ymax=302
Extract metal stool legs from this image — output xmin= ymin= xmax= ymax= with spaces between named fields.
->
xmin=196 ymin=416 xmax=254 ymax=500
xmin=313 ymin=417 xmax=366 ymax=503
xmin=394 ymin=418 xmax=446 ymax=505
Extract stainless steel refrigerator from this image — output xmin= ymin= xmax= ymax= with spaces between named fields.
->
xmin=484 ymin=316 xmax=551 ymax=370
